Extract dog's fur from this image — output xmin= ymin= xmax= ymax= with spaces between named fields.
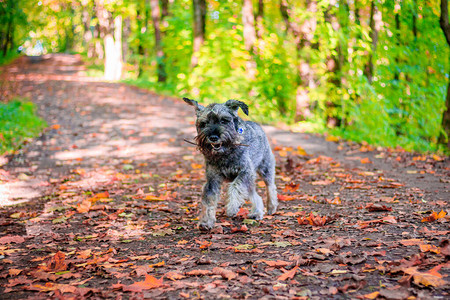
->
xmin=183 ymin=98 xmax=278 ymax=230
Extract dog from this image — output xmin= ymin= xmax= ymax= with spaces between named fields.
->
xmin=183 ymin=98 xmax=278 ymax=230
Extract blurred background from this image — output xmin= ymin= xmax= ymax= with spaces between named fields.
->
xmin=1 ymin=0 xmax=449 ymax=152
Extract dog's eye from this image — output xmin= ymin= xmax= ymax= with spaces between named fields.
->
xmin=220 ymin=119 xmax=231 ymax=124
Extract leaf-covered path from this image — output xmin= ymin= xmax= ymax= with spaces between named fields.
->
xmin=0 ymin=54 xmax=449 ymax=299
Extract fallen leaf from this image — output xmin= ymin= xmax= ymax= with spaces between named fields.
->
xmin=185 ymin=269 xmax=212 ymax=276
xmin=402 ymin=266 xmax=447 ymax=287
xmin=421 ymin=210 xmax=447 ymax=222
xmin=419 ymin=244 xmax=440 ymax=254
xmin=363 ymin=291 xmax=380 ymax=299
xmin=213 ymin=267 xmax=237 ymax=280
xmin=124 ymin=274 xmax=163 ymax=292
xmin=42 ymin=251 xmax=67 ymax=272
xmin=257 ymin=260 xmax=291 ymax=268
xmin=283 ymin=182 xmax=300 ymax=193
xmin=0 ymin=236 xmax=25 ymax=245
xmin=165 ymin=271 xmax=185 ymax=281
xmin=365 ymin=203 xmax=392 ymax=212
xmin=278 ymin=266 xmax=298 ymax=281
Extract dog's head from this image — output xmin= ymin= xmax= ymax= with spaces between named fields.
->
xmin=183 ymin=98 xmax=248 ymax=156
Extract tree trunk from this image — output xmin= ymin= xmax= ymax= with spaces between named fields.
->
xmin=280 ymin=0 xmax=317 ymax=121
xmin=149 ymin=0 xmax=166 ymax=82
xmin=439 ymin=0 xmax=450 ymax=148
xmin=364 ymin=0 xmax=382 ymax=84
xmin=96 ymin=0 xmax=122 ymax=81
xmin=2 ymin=1 xmax=14 ymax=56
xmin=242 ymin=0 xmax=257 ymax=80
xmin=394 ymin=3 xmax=401 ymax=81
xmin=104 ymin=15 xmax=123 ymax=81
xmin=255 ymin=0 xmax=264 ymax=40
xmin=191 ymin=0 xmax=206 ymax=68
xmin=137 ymin=0 xmax=147 ymax=77
xmin=161 ymin=0 xmax=169 ymax=20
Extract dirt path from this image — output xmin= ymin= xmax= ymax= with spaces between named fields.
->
xmin=0 ymin=54 xmax=449 ymax=299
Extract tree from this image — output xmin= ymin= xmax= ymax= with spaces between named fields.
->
xmin=280 ymin=0 xmax=317 ymax=121
xmin=242 ymin=0 xmax=257 ymax=80
xmin=149 ymin=0 xmax=166 ymax=82
xmin=364 ymin=0 xmax=382 ymax=84
xmin=96 ymin=0 xmax=123 ymax=81
xmin=255 ymin=0 xmax=264 ymax=40
xmin=136 ymin=0 xmax=148 ymax=78
xmin=439 ymin=0 xmax=450 ymax=148
xmin=1 ymin=0 xmax=18 ymax=56
xmin=191 ymin=0 xmax=206 ymax=68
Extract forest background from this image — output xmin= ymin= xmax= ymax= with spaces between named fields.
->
xmin=1 ymin=0 xmax=450 ymax=153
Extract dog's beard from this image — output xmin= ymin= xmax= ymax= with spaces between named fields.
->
xmin=195 ymin=128 xmax=237 ymax=155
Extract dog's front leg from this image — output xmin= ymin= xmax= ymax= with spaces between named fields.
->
xmin=199 ymin=178 xmax=221 ymax=230
xmin=226 ymin=172 xmax=255 ymax=218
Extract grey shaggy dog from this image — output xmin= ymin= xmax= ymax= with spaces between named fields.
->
xmin=183 ymin=98 xmax=278 ymax=230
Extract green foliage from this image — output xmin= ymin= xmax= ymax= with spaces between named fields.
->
xmin=0 ymin=100 xmax=47 ymax=154
xmin=10 ymin=0 xmax=449 ymax=153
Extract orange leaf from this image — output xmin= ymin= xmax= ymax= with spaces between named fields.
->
xmin=277 ymin=266 xmax=298 ymax=281
xmin=126 ymin=275 xmax=163 ymax=292
xmin=87 ymin=192 xmax=110 ymax=204
xmin=311 ymin=179 xmax=333 ymax=186
xmin=258 ymin=260 xmax=291 ymax=268
xmin=363 ymin=291 xmax=380 ymax=299
xmin=421 ymin=210 xmax=446 ymax=223
xmin=77 ymin=249 xmax=92 ymax=259
xmin=185 ymin=269 xmax=212 ymax=276
xmin=213 ymin=267 xmax=237 ymax=280
xmin=149 ymin=261 xmax=165 ymax=268
xmin=305 ymin=212 xmax=328 ymax=226
xmin=278 ymin=150 xmax=288 ymax=157
xmin=419 ymin=244 xmax=441 ymax=254
xmin=360 ymin=157 xmax=372 ymax=164
xmin=283 ymin=182 xmax=300 ymax=193
xmin=144 ymin=195 xmax=164 ymax=201
xmin=278 ymin=194 xmax=296 ymax=201
xmin=437 ymin=210 xmax=447 ymax=219
xmin=191 ymin=163 xmax=203 ymax=169
xmin=8 ymin=269 xmax=22 ymax=276
xmin=236 ymin=207 xmax=249 ymax=218
xmin=77 ymin=198 xmax=92 ymax=213
xmin=165 ymin=271 xmax=186 ymax=281
xmin=43 ymin=251 xmax=67 ymax=272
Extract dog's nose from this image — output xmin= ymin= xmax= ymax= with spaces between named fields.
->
xmin=209 ymin=135 xmax=219 ymax=142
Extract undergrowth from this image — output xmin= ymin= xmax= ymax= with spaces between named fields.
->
xmin=0 ymin=99 xmax=47 ymax=154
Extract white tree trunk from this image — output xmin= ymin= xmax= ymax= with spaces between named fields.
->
xmin=104 ymin=15 xmax=122 ymax=81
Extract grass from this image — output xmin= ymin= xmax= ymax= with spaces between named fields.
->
xmin=0 ymin=99 xmax=47 ymax=154
xmin=0 ymin=51 xmax=20 ymax=67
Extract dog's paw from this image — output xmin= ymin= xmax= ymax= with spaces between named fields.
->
xmin=267 ymin=206 xmax=278 ymax=215
xmin=248 ymin=210 xmax=264 ymax=220
xmin=226 ymin=205 xmax=240 ymax=218
xmin=198 ymin=219 xmax=215 ymax=231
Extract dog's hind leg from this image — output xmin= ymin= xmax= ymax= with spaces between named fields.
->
xmin=258 ymin=157 xmax=278 ymax=215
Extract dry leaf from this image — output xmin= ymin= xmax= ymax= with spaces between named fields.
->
xmin=124 ymin=275 xmax=163 ymax=292
xmin=213 ymin=267 xmax=237 ymax=280
xmin=277 ymin=266 xmax=298 ymax=281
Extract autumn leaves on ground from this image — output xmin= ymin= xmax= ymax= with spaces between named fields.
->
xmin=0 ymin=55 xmax=449 ymax=299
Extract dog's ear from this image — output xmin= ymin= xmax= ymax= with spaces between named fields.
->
xmin=225 ymin=99 xmax=249 ymax=116
xmin=183 ymin=97 xmax=204 ymax=112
